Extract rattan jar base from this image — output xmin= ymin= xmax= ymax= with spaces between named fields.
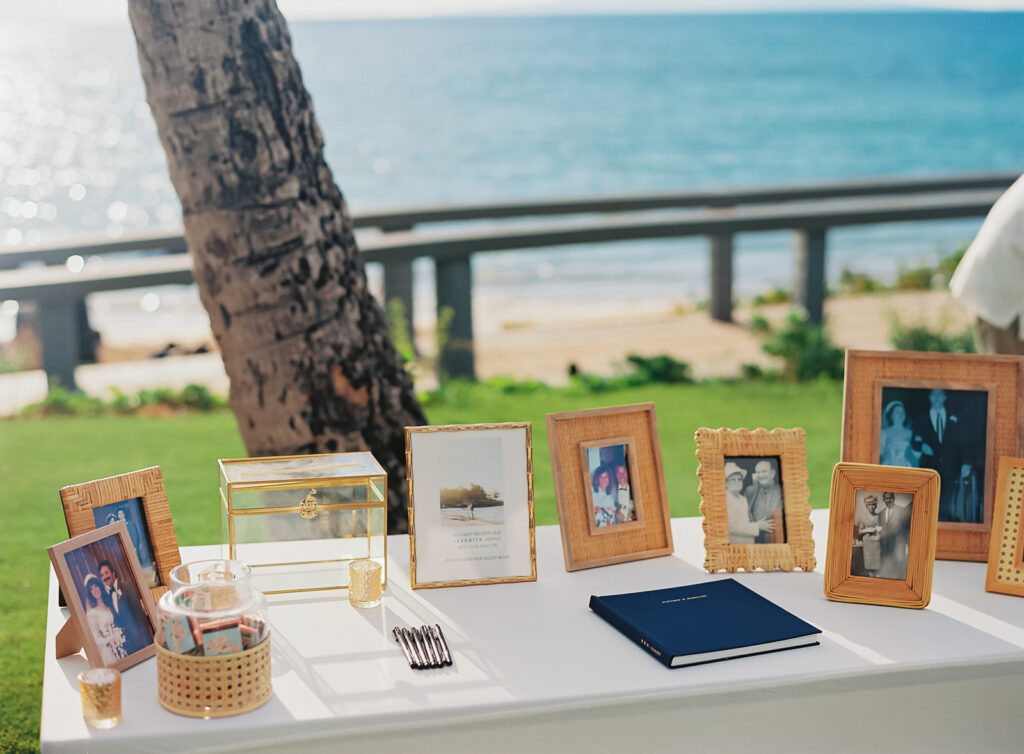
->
xmin=156 ymin=638 xmax=272 ymax=718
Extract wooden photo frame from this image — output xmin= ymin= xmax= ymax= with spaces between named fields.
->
xmin=841 ymin=350 xmax=1024 ymax=561
xmin=60 ymin=466 xmax=180 ymax=602
xmin=824 ymin=462 xmax=940 ymax=609
xmin=406 ymin=423 xmax=537 ymax=589
xmin=546 ymin=403 xmax=673 ymax=571
xmin=985 ymin=456 xmax=1024 ymax=597
xmin=695 ymin=427 xmax=816 ymax=573
xmin=48 ymin=521 xmax=158 ymax=670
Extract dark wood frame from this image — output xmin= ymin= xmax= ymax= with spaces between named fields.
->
xmin=841 ymin=350 xmax=1024 ymax=561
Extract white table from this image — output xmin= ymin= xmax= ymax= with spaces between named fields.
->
xmin=41 ymin=510 xmax=1024 ymax=753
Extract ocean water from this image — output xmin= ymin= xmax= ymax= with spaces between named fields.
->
xmin=1 ymin=12 xmax=1023 ymax=336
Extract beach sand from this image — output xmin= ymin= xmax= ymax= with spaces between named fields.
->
xmin=0 ymin=288 xmax=971 ymax=415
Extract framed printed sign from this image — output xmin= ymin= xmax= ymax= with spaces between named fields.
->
xmin=406 ymin=423 xmax=537 ymax=589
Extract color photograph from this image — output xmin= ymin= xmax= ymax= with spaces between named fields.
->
xmin=439 ymin=437 xmax=505 ymax=527
xmin=585 ymin=442 xmax=636 ymax=528
xmin=92 ymin=496 xmax=158 ymax=587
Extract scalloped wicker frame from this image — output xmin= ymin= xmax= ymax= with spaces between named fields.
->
xmin=985 ymin=456 xmax=1024 ymax=597
xmin=695 ymin=427 xmax=816 ymax=573
xmin=156 ymin=638 xmax=273 ymax=718
xmin=824 ymin=462 xmax=940 ymax=609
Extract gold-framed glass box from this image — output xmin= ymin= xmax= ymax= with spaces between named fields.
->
xmin=219 ymin=452 xmax=387 ymax=595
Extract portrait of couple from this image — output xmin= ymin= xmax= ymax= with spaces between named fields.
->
xmin=851 ymin=490 xmax=913 ymax=581
xmin=586 ymin=443 xmax=636 ymax=528
xmin=93 ymin=497 xmax=159 ymax=588
xmin=66 ymin=533 xmax=154 ymax=666
xmin=879 ymin=387 xmax=986 ymax=523
xmin=724 ymin=456 xmax=787 ymax=545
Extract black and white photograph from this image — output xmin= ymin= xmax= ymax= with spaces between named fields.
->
xmin=92 ymin=496 xmax=158 ymax=587
xmin=61 ymin=529 xmax=155 ymax=665
xmin=724 ymin=456 xmax=787 ymax=545
xmin=851 ymin=489 xmax=913 ymax=580
xmin=879 ymin=386 xmax=987 ymax=523
xmin=439 ymin=437 xmax=505 ymax=527
xmin=585 ymin=443 xmax=636 ymax=528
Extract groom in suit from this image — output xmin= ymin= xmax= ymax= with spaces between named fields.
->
xmin=98 ymin=560 xmax=151 ymax=653
xmin=914 ymin=389 xmax=976 ymax=522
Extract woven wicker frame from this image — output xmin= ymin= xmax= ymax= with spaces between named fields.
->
xmin=695 ymin=427 xmax=816 ymax=573
xmin=156 ymin=638 xmax=272 ymax=718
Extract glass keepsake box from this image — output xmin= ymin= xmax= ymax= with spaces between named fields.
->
xmin=218 ymin=452 xmax=387 ymax=595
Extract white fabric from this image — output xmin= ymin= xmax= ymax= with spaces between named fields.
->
xmin=41 ymin=511 xmax=1024 ymax=753
xmin=950 ymin=173 xmax=1024 ymax=336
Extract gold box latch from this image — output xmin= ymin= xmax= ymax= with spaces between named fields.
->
xmin=299 ymin=489 xmax=319 ymax=519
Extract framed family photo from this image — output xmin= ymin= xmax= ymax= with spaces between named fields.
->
xmin=695 ymin=427 xmax=816 ymax=573
xmin=60 ymin=466 xmax=180 ymax=600
xmin=48 ymin=521 xmax=158 ymax=670
xmin=824 ymin=463 xmax=940 ymax=609
xmin=406 ymin=423 xmax=537 ymax=589
xmin=841 ymin=350 xmax=1024 ymax=561
xmin=985 ymin=456 xmax=1024 ymax=597
xmin=546 ymin=403 xmax=673 ymax=571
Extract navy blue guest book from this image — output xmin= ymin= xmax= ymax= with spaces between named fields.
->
xmin=589 ymin=578 xmax=821 ymax=668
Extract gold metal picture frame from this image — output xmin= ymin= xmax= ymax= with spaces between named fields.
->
xmin=695 ymin=427 xmax=816 ymax=573
xmin=546 ymin=403 xmax=673 ymax=571
xmin=985 ymin=456 xmax=1024 ymax=597
xmin=841 ymin=350 xmax=1024 ymax=562
xmin=60 ymin=466 xmax=180 ymax=602
xmin=406 ymin=423 xmax=537 ymax=589
xmin=824 ymin=462 xmax=940 ymax=609
xmin=48 ymin=521 xmax=159 ymax=671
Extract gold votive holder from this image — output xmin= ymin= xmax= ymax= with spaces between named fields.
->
xmin=79 ymin=667 xmax=121 ymax=729
xmin=348 ymin=559 xmax=382 ymax=608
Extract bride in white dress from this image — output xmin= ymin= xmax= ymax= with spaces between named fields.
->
xmin=880 ymin=400 xmax=925 ymax=468
xmin=83 ymin=574 xmax=126 ymax=665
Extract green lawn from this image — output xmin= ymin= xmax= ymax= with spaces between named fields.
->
xmin=0 ymin=379 xmax=842 ymax=753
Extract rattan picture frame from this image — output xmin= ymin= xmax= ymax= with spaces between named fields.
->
xmin=985 ymin=456 xmax=1024 ymax=597
xmin=406 ymin=423 xmax=537 ymax=589
xmin=824 ymin=462 xmax=940 ymax=609
xmin=695 ymin=427 xmax=816 ymax=573
xmin=841 ymin=350 xmax=1024 ymax=562
xmin=546 ymin=403 xmax=673 ymax=571
xmin=48 ymin=521 xmax=158 ymax=670
xmin=60 ymin=466 xmax=180 ymax=601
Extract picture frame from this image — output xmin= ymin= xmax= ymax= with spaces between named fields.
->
xmin=841 ymin=350 xmax=1024 ymax=561
xmin=406 ymin=423 xmax=537 ymax=589
xmin=60 ymin=466 xmax=181 ymax=601
xmin=546 ymin=403 xmax=673 ymax=571
xmin=695 ymin=427 xmax=816 ymax=573
xmin=985 ymin=456 xmax=1024 ymax=597
xmin=824 ymin=462 xmax=940 ymax=609
xmin=48 ymin=521 xmax=159 ymax=670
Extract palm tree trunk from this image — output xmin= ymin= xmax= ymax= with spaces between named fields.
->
xmin=128 ymin=0 xmax=425 ymax=531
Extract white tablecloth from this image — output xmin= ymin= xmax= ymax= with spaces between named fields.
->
xmin=40 ymin=510 xmax=1024 ymax=752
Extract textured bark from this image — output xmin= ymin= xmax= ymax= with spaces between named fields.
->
xmin=128 ymin=0 xmax=425 ymax=532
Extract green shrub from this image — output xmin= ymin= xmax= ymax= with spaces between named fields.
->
xmin=757 ymin=310 xmax=844 ymax=381
xmin=837 ymin=267 xmax=885 ymax=294
xmin=888 ymin=313 xmax=975 ymax=353
xmin=625 ymin=354 xmax=694 ymax=384
xmin=18 ymin=383 xmax=226 ymax=418
xmin=752 ymin=287 xmax=790 ymax=306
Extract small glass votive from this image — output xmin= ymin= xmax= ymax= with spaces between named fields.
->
xmin=348 ymin=559 xmax=382 ymax=608
xmin=79 ymin=667 xmax=121 ymax=729
xmin=169 ymin=559 xmax=251 ymax=610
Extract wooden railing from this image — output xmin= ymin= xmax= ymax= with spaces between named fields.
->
xmin=0 ymin=171 xmax=1016 ymax=388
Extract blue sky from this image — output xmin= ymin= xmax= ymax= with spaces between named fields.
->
xmin=1 ymin=0 xmax=1022 ymax=23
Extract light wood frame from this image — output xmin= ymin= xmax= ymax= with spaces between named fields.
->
xmin=48 ymin=521 xmax=158 ymax=670
xmin=60 ymin=466 xmax=180 ymax=602
xmin=546 ymin=403 xmax=673 ymax=571
xmin=695 ymin=427 xmax=816 ymax=573
xmin=824 ymin=462 xmax=940 ymax=609
xmin=406 ymin=423 xmax=537 ymax=589
xmin=841 ymin=350 xmax=1024 ymax=562
xmin=985 ymin=456 xmax=1024 ymax=597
